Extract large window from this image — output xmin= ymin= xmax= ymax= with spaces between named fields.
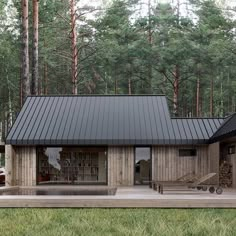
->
xmin=135 ymin=147 xmax=151 ymax=185
xmin=37 ymin=147 xmax=107 ymax=185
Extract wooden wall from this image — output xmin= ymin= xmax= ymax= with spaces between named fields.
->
xmin=221 ymin=141 xmax=236 ymax=188
xmin=5 ymin=144 xmax=219 ymax=187
xmin=108 ymin=146 xmax=134 ymax=186
xmin=152 ymin=145 xmax=219 ymax=184
xmin=208 ymin=142 xmax=220 ymax=184
xmin=5 ymin=145 xmax=36 ymax=186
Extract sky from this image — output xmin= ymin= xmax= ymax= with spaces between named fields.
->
xmin=78 ymin=0 xmax=194 ymax=19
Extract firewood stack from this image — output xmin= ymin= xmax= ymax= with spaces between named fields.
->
xmin=219 ymin=161 xmax=232 ymax=187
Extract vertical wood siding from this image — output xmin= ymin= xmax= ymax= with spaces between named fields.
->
xmin=5 ymin=145 xmax=14 ymax=186
xmin=6 ymin=144 xmax=219 ymax=187
xmin=208 ymin=142 xmax=220 ymax=184
xmin=108 ymin=146 xmax=134 ymax=186
xmin=152 ymin=145 xmax=218 ymax=182
xmin=9 ymin=146 xmax=37 ymax=186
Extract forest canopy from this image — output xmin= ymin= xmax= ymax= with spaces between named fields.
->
xmin=1 ymin=0 xmax=236 ymax=140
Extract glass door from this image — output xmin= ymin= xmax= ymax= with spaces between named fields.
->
xmin=37 ymin=147 xmax=107 ymax=185
xmin=135 ymin=147 xmax=151 ymax=185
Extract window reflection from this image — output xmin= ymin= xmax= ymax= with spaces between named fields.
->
xmin=37 ymin=147 xmax=107 ymax=184
xmin=135 ymin=147 xmax=151 ymax=185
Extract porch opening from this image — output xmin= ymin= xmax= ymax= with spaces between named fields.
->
xmin=134 ymin=147 xmax=151 ymax=185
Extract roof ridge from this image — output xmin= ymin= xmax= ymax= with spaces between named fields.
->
xmin=26 ymin=94 xmax=166 ymax=97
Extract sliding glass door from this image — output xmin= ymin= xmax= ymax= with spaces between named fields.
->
xmin=37 ymin=147 xmax=107 ymax=185
xmin=135 ymin=147 xmax=151 ymax=185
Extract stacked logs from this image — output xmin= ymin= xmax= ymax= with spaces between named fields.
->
xmin=219 ymin=161 xmax=232 ymax=187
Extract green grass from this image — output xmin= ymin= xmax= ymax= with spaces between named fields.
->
xmin=0 ymin=209 xmax=235 ymax=236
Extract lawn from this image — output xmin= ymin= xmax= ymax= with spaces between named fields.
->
xmin=0 ymin=209 xmax=235 ymax=236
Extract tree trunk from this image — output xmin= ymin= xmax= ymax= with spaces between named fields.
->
xmin=128 ymin=78 xmax=131 ymax=95
xmin=43 ymin=61 xmax=48 ymax=95
xmin=173 ymin=65 xmax=180 ymax=116
xmin=210 ymin=78 xmax=214 ymax=116
xmin=31 ymin=0 xmax=39 ymax=95
xmin=70 ymin=0 xmax=78 ymax=94
xmin=147 ymin=0 xmax=152 ymax=93
xmin=196 ymin=78 xmax=200 ymax=117
xmin=21 ymin=0 xmax=30 ymax=103
xmin=115 ymin=78 xmax=118 ymax=94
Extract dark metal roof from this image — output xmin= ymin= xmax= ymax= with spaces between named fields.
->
xmin=172 ymin=118 xmax=224 ymax=144
xmin=6 ymin=95 xmax=224 ymax=146
xmin=210 ymin=113 xmax=236 ymax=143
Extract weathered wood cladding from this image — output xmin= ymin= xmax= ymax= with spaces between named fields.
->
xmin=6 ymin=146 xmax=37 ymax=186
xmin=108 ymin=146 xmax=134 ymax=186
xmin=6 ymin=144 xmax=220 ymax=187
xmin=208 ymin=142 xmax=220 ymax=184
xmin=152 ymin=145 xmax=219 ymax=184
xmin=5 ymin=145 xmax=14 ymax=186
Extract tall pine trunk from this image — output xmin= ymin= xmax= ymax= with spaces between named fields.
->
xmin=70 ymin=0 xmax=78 ymax=94
xmin=147 ymin=0 xmax=152 ymax=93
xmin=128 ymin=78 xmax=131 ymax=95
xmin=43 ymin=61 xmax=48 ymax=95
xmin=31 ymin=0 xmax=39 ymax=95
xmin=210 ymin=78 xmax=214 ymax=116
xmin=196 ymin=78 xmax=200 ymax=117
xmin=173 ymin=65 xmax=180 ymax=116
xmin=21 ymin=0 xmax=30 ymax=103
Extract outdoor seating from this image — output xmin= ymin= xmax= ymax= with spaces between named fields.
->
xmin=152 ymin=173 xmax=223 ymax=195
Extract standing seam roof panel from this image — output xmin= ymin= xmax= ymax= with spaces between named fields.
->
xmin=152 ymin=97 xmax=166 ymax=143
xmin=95 ymin=96 xmax=104 ymax=143
xmin=62 ymin=97 xmax=78 ymax=144
xmin=57 ymin=97 xmax=74 ymax=144
xmin=138 ymin=97 xmax=149 ymax=144
xmin=146 ymin=96 xmax=159 ymax=144
xmin=49 ymin=97 xmax=66 ymax=144
xmin=161 ymin=97 xmax=175 ymax=143
xmin=16 ymin=97 xmax=41 ymax=145
xmin=11 ymin=98 xmax=35 ymax=144
xmin=85 ymin=97 xmax=98 ymax=144
xmin=67 ymin=96 xmax=83 ymax=143
xmin=27 ymin=97 xmax=48 ymax=144
xmin=7 ymin=98 xmax=31 ymax=144
xmin=72 ymin=97 xmax=87 ymax=144
xmin=76 ymin=97 xmax=91 ymax=144
xmin=171 ymin=120 xmax=181 ymax=142
xmin=123 ymin=96 xmax=131 ymax=142
xmin=132 ymin=97 xmax=141 ymax=144
xmin=197 ymin=119 xmax=208 ymax=141
xmin=186 ymin=119 xmax=197 ymax=141
xmin=129 ymin=97 xmax=137 ymax=143
xmin=143 ymin=97 xmax=154 ymax=144
xmin=34 ymin=97 xmax=55 ymax=144
xmin=202 ymin=119 xmax=213 ymax=138
xmin=192 ymin=119 xmax=204 ymax=140
xmin=6 ymin=96 xmax=225 ymax=145
xmin=39 ymin=97 xmax=58 ymax=145
xmin=43 ymin=97 xmax=63 ymax=144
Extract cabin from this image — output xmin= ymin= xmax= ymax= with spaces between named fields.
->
xmin=5 ymin=95 xmax=230 ymax=187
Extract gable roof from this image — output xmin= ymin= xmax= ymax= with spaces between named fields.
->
xmin=210 ymin=113 xmax=236 ymax=143
xmin=6 ymin=95 xmax=224 ymax=146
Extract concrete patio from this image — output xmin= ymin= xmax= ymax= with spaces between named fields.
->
xmin=0 ymin=185 xmax=236 ymax=208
